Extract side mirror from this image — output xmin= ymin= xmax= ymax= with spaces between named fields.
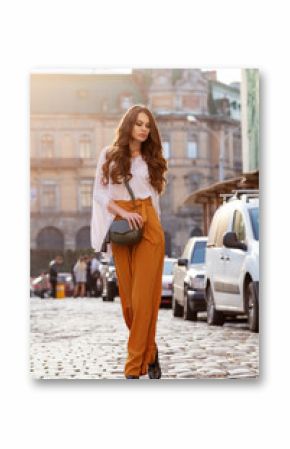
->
xmin=177 ymin=258 xmax=188 ymax=267
xmin=223 ymin=231 xmax=247 ymax=251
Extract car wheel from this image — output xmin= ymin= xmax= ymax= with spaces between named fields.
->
xmin=94 ymin=277 xmax=103 ymax=297
xmin=247 ymin=281 xmax=259 ymax=332
xmin=206 ymin=285 xmax=224 ymax=326
xmin=183 ymin=285 xmax=198 ymax=321
xmin=172 ymin=290 xmax=183 ymax=318
xmin=107 ymin=282 xmax=115 ymax=302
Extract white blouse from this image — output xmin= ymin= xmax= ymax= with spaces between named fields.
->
xmin=90 ymin=145 xmax=161 ymax=255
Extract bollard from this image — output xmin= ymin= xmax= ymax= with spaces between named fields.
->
xmin=56 ymin=283 xmax=65 ymax=299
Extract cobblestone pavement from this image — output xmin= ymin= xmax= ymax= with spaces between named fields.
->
xmin=30 ymin=296 xmax=259 ymax=380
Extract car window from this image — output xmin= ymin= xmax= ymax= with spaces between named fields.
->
xmin=190 ymin=241 xmax=206 ymax=264
xmin=232 ymin=210 xmax=246 ymax=241
xmin=163 ymin=260 xmax=174 ymax=275
xmin=249 ymin=207 xmax=259 ymax=240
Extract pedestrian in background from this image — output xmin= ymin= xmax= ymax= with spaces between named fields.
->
xmin=73 ymin=256 xmax=87 ymax=298
xmin=71 ymin=260 xmax=76 ymax=288
xmin=90 ymin=254 xmax=102 ymax=297
xmin=84 ymin=254 xmax=93 ymax=297
xmin=49 ymin=255 xmax=64 ymax=298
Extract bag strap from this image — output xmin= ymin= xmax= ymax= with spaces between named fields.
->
xmin=124 ymin=179 xmax=137 ymax=208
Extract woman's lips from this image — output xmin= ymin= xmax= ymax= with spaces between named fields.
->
xmin=139 ymin=134 xmax=147 ymax=138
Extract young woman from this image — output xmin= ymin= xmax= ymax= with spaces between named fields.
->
xmin=91 ymin=104 xmax=167 ymax=379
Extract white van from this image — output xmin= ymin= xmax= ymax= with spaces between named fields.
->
xmin=205 ymin=190 xmax=259 ymax=332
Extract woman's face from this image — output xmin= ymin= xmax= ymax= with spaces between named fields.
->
xmin=131 ymin=111 xmax=151 ymax=143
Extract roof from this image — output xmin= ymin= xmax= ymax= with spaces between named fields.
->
xmin=183 ymin=170 xmax=259 ymax=205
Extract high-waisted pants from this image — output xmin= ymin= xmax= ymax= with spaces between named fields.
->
xmin=110 ymin=196 xmax=165 ymax=377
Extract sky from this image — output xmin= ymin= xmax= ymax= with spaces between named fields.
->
xmin=31 ymin=66 xmax=242 ymax=85
xmin=215 ymin=68 xmax=241 ymax=84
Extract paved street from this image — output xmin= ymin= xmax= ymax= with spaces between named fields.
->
xmin=30 ymin=296 xmax=259 ymax=380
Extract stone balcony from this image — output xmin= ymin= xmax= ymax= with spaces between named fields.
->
xmin=30 ymin=157 xmax=97 ymax=169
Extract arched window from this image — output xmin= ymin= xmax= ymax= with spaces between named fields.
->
xmin=76 ymin=226 xmax=91 ymax=250
xmin=36 ymin=227 xmax=64 ymax=250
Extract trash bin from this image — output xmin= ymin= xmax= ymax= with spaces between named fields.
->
xmin=56 ymin=283 xmax=65 ymax=299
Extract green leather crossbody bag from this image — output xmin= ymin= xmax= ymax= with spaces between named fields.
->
xmin=104 ymin=180 xmax=144 ymax=247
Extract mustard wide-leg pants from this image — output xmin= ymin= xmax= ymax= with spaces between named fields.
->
xmin=110 ymin=196 xmax=165 ymax=377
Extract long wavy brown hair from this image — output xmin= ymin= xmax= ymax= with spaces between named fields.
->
xmin=100 ymin=105 xmax=168 ymax=195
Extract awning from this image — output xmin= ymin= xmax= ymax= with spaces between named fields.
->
xmin=183 ymin=169 xmax=259 ymax=206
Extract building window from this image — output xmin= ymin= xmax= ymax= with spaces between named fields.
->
xmin=41 ymin=181 xmax=58 ymax=211
xmin=79 ymin=180 xmax=93 ymax=210
xmin=187 ymin=140 xmax=198 ymax=159
xmin=41 ymin=134 xmax=54 ymax=158
xmin=120 ymin=94 xmax=133 ymax=110
xmin=162 ymin=139 xmax=171 ymax=159
xmin=79 ymin=135 xmax=92 ymax=158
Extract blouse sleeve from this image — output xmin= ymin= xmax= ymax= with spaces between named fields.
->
xmin=90 ymin=146 xmax=116 ymax=253
xmin=93 ymin=145 xmax=113 ymax=211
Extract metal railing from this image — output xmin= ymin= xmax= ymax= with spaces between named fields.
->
xmin=220 ymin=189 xmax=259 ymax=203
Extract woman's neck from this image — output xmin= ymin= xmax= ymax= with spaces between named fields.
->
xmin=129 ymin=140 xmax=141 ymax=157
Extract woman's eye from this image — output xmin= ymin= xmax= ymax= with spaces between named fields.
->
xmin=136 ymin=122 xmax=150 ymax=129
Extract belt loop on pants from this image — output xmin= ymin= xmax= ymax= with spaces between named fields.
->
xmin=133 ymin=199 xmax=148 ymax=223
xmin=113 ymin=195 xmax=152 ymax=223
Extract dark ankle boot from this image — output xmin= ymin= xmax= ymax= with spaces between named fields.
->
xmin=125 ymin=375 xmax=139 ymax=379
xmin=148 ymin=347 xmax=162 ymax=379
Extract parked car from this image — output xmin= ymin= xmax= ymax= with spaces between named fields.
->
xmin=161 ymin=257 xmax=177 ymax=307
xmin=90 ymin=272 xmax=103 ymax=297
xmin=88 ymin=261 xmax=104 ymax=297
xmin=101 ymin=256 xmax=119 ymax=301
xmin=31 ymin=271 xmax=74 ymax=298
xmin=172 ymin=237 xmax=207 ymax=320
xmin=30 ymin=272 xmax=51 ymax=298
xmin=205 ymin=190 xmax=259 ymax=332
xmin=57 ymin=272 xmax=74 ymax=297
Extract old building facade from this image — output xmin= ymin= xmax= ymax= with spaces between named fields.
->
xmin=30 ymin=68 xmax=242 ymax=259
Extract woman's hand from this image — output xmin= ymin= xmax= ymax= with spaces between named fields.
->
xmin=120 ymin=210 xmax=143 ymax=230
